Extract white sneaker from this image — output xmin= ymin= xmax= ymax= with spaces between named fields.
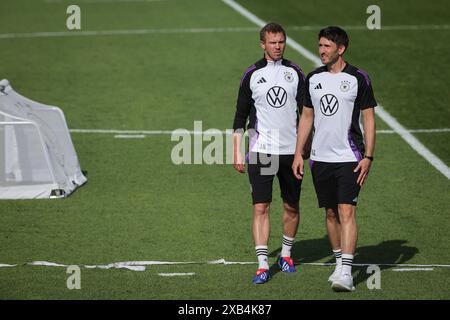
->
xmin=331 ymin=273 xmax=355 ymax=292
xmin=328 ymin=266 xmax=342 ymax=282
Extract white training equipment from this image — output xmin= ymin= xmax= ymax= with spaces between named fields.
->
xmin=0 ymin=79 xmax=87 ymax=199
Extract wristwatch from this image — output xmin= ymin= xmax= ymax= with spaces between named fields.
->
xmin=364 ymin=155 xmax=374 ymax=161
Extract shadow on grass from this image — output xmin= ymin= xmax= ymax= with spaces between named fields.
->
xmin=351 ymin=239 xmax=419 ymax=286
xmin=268 ymin=236 xmax=419 ymax=286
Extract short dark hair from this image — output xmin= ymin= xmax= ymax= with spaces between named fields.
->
xmin=318 ymin=26 xmax=349 ymax=51
xmin=260 ymin=22 xmax=286 ymax=42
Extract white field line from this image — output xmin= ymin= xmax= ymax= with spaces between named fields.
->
xmin=158 ymin=272 xmax=196 ymax=277
xmin=71 ymin=129 xmax=176 ymax=134
xmin=2 ymin=25 xmax=450 ymax=40
xmin=222 ymin=0 xmax=450 ymax=180
xmin=377 ymin=128 xmax=450 ymax=134
xmin=114 ymin=134 xmax=146 ymax=139
xmin=0 ymin=27 xmax=258 ymax=40
xmin=1 ymin=259 xmax=449 ymax=272
xmin=392 ymin=268 xmax=434 ymax=272
xmin=288 ymin=25 xmax=450 ymax=31
xmin=376 ymin=107 xmax=450 ymax=179
xmin=69 ymin=128 xmax=450 ymax=135
xmin=306 ymin=262 xmax=450 ymax=268
xmin=26 ymin=260 xmax=200 ymax=272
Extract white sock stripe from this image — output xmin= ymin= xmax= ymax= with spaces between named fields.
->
xmin=333 ymin=250 xmax=342 ymax=264
xmin=256 ymin=252 xmax=268 ymax=256
xmin=255 ymin=246 xmax=269 ymax=270
xmin=333 ymin=251 xmax=342 ymax=258
xmin=281 ymin=235 xmax=294 ymax=257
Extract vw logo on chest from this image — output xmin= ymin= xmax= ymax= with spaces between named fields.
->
xmin=320 ymin=94 xmax=339 ymax=116
xmin=266 ymin=86 xmax=287 ymax=108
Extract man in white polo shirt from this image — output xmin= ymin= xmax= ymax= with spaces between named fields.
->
xmin=293 ymin=26 xmax=377 ymax=292
xmin=232 ymin=22 xmax=309 ymax=284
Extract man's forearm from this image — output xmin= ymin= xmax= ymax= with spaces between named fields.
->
xmin=233 ymin=132 xmax=243 ymax=154
xmin=362 ymin=108 xmax=376 ymax=156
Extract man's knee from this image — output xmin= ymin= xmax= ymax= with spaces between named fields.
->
xmin=254 ymin=203 xmax=270 ymax=216
xmin=283 ymin=202 xmax=299 ymax=217
xmin=338 ymin=204 xmax=356 ymax=223
xmin=326 ymin=207 xmax=340 ymax=223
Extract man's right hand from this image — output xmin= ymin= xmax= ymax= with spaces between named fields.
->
xmin=233 ymin=151 xmax=245 ymax=173
xmin=292 ymin=155 xmax=304 ymax=180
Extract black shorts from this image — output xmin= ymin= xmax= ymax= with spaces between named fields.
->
xmin=310 ymin=161 xmax=361 ymax=208
xmin=247 ymin=152 xmax=302 ymax=205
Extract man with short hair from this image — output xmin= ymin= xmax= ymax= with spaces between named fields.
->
xmin=292 ymin=26 xmax=377 ymax=292
xmin=232 ymin=22 xmax=308 ymax=284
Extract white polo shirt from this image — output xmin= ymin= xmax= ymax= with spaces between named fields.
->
xmin=304 ymin=63 xmax=377 ymax=162
xmin=233 ymin=58 xmax=305 ymax=155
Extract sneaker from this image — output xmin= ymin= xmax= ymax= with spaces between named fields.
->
xmin=328 ymin=265 xmax=342 ymax=282
xmin=331 ymin=273 xmax=355 ymax=292
xmin=252 ymin=268 xmax=270 ymax=284
xmin=278 ymin=256 xmax=296 ymax=273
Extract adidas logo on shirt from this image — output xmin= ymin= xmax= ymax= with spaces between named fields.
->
xmin=257 ymin=77 xmax=267 ymax=84
xmin=314 ymin=83 xmax=322 ymax=89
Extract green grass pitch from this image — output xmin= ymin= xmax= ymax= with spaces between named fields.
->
xmin=0 ymin=0 xmax=449 ymax=300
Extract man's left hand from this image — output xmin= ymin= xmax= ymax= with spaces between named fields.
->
xmin=354 ymin=158 xmax=372 ymax=186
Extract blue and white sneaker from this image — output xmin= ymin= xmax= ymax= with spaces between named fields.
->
xmin=252 ymin=268 xmax=271 ymax=284
xmin=278 ymin=256 xmax=296 ymax=273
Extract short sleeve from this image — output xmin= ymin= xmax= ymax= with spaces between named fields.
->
xmin=303 ymin=73 xmax=313 ymax=108
xmin=356 ymin=69 xmax=377 ymax=110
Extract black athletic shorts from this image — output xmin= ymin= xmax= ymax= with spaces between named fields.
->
xmin=247 ymin=152 xmax=302 ymax=205
xmin=310 ymin=161 xmax=361 ymax=208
